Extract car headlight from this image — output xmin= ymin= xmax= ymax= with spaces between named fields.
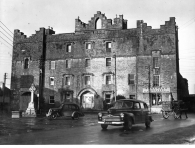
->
xmin=98 ymin=113 xmax=102 ymax=117
xmin=120 ymin=113 xmax=124 ymax=118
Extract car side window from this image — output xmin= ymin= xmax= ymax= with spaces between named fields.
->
xmin=63 ymin=105 xmax=68 ymax=110
xmin=71 ymin=105 xmax=76 ymax=109
xmin=140 ymin=103 xmax=145 ymax=109
xmin=123 ymin=102 xmax=133 ymax=108
xmin=144 ymin=103 xmax=148 ymax=109
xmin=134 ymin=102 xmax=140 ymax=109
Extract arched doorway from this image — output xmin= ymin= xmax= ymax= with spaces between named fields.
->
xmin=78 ymin=88 xmax=97 ymax=109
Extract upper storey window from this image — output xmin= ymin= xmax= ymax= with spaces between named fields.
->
xmin=106 ymin=42 xmax=112 ymax=52
xmin=50 ymin=61 xmax=56 ymax=70
xmin=66 ymin=44 xmax=72 ymax=53
xmin=86 ymin=43 xmax=91 ymax=49
xmin=153 ymin=57 xmax=159 ymax=68
xmin=24 ymin=57 xmax=30 ymax=69
xmin=106 ymin=58 xmax=111 ymax=67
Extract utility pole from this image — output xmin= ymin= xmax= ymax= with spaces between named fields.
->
xmin=148 ymin=65 xmax=151 ymax=112
xmin=113 ymin=52 xmax=117 ymax=102
xmin=145 ymin=65 xmax=151 ymax=112
xmin=2 ymin=73 xmax=7 ymax=112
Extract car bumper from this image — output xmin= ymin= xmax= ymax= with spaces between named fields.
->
xmin=98 ymin=121 xmax=124 ymax=124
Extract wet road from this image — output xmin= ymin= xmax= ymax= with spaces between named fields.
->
xmin=0 ymin=113 xmax=195 ymax=144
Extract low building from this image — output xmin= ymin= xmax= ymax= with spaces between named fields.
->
xmin=11 ymin=11 xmax=189 ymax=113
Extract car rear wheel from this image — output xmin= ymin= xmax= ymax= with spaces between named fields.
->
xmin=72 ymin=113 xmax=79 ymax=120
xmin=101 ymin=124 xmax=108 ymax=130
xmin=145 ymin=120 xmax=151 ymax=128
xmin=51 ymin=114 xmax=57 ymax=119
xmin=124 ymin=118 xmax=132 ymax=130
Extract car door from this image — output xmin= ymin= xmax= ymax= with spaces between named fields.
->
xmin=132 ymin=102 xmax=142 ymax=123
xmin=140 ymin=102 xmax=147 ymax=122
xmin=62 ymin=104 xmax=72 ymax=117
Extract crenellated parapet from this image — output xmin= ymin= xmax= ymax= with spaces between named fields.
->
xmin=13 ymin=27 xmax=55 ymax=43
xmin=75 ymin=11 xmax=127 ymax=32
xmin=136 ymin=17 xmax=176 ymax=35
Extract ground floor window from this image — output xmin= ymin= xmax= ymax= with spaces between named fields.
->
xmin=151 ymin=93 xmax=162 ymax=106
xmin=129 ymin=95 xmax=135 ymax=99
xmin=49 ymin=96 xmax=55 ymax=104
xmin=105 ymin=94 xmax=111 ymax=104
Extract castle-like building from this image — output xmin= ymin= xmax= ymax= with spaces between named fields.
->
xmin=11 ymin=11 xmax=189 ymax=113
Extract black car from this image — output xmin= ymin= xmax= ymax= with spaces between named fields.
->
xmin=46 ymin=102 xmax=84 ymax=120
xmin=98 ymin=99 xmax=153 ymax=130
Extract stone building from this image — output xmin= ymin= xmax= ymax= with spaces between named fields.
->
xmin=11 ymin=11 xmax=189 ymax=113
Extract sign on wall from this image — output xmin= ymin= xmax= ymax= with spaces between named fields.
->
xmin=143 ymin=87 xmax=170 ymax=93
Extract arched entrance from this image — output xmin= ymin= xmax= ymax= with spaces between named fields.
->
xmin=78 ymin=88 xmax=97 ymax=109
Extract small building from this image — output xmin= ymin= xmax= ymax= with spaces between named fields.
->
xmin=11 ymin=11 xmax=189 ymax=113
xmin=0 ymin=82 xmax=12 ymax=113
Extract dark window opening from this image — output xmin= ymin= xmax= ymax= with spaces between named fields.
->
xmin=106 ymin=42 xmax=111 ymax=52
xmin=128 ymin=74 xmax=135 ymax=85
xmin=106 ymin=58 xmax=111 ymax=67
xmin=24 ymin=58 xmax=29 ymax=69
xmin=49 ymin=96 xmax=55 ymax=104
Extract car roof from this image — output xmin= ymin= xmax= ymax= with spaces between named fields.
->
xmin=117 ymin=99 xmax=147 ymax=104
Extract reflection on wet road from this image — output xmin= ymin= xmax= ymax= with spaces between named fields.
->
xmin=0 ymin=113 xmax=97 ymax=136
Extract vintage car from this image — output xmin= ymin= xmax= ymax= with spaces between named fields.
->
xmin=98 ymin=99 xmax=153 ymax=130
xmin=46 ymin=102 xmax=84 ymax=120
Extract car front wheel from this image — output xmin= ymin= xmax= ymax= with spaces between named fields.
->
xmin=101 ymin=124 xmax=108 ymax=130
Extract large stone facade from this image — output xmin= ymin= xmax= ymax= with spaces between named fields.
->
xmin=11 ymin=11 xmax=188 ymax=113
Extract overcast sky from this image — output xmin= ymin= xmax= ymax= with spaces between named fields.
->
xmin=0 ymin=0 xmax=195 ymax=94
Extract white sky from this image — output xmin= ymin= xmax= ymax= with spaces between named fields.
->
xmin=0 ymin=0 xmax=195 ymax=94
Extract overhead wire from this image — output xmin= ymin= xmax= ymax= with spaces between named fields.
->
xmin=0 ymin=30 xmax=13 ymax=42
xmin=0 ymin=36 xmax=13 ymax=47
xmin=0 ymin=21 xmax=14 ymax=36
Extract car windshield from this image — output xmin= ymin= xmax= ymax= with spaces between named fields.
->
xmin=123 ymin=101 xmax=133 ymax=108
xmin=113 ymin=101 xmax=133 ymax=109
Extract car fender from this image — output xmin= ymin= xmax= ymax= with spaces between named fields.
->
xmin=123 ymin=112 xmax=135 ymax=124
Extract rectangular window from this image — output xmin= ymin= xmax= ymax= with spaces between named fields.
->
xmin=153 ymin=68 xmax=160 ymax=75
xmin=128 ymin=74 xmax=135 ymax=85
xmin=66 ymin=44 xmax=71 ymax=52
xmin=153 ymin=57 xmax=159 ymax=68
xmin=106 ymin=42 xmax=111 ymax=52
xmin=129 ymin=95 xmax=135 ymax=99
xmin=106 ymin=75 xmax=111 ymax=85
xmin=65 ymin=76 xmax=70 ymax=85
xmin=49 ymin=96 xmax=55 ymax=104
xmin=106 ymin=58 xmax=111 ymax=67
xmin=151 ymin=93 xmax=162 ymax=106
xmin=105 ymin=94 xmax=111 ymax=104
xmin=50 ymin=77 xmax=54 ymax=85
xmin=153 ymin=75 xmax=160 ymax=87
xmin=65 ymin=60 xmax=71 ymax=68
xmin=86 ymin=43 xmax=91 ymax=49
xmin=85 ymin=59 xmax=91 ymax=67
xmin=50 ymin=61 xmax=55 ymax=70
xmin=85 ymin=76 xmax=90 ymax=85
xmin=24 ymin=57 xmax=30 ymax=69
